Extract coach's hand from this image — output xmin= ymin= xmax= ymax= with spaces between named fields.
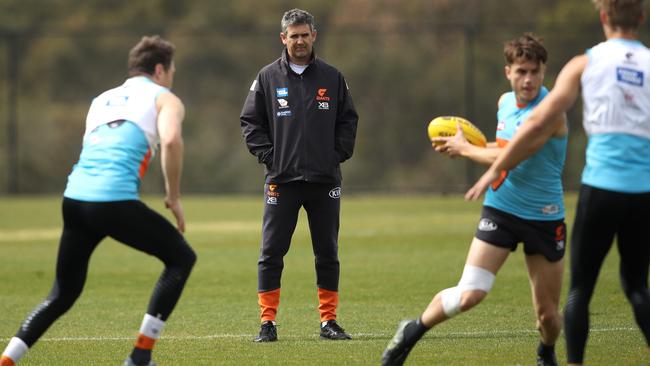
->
xmin=165 ymin=196 xmax=186 ymax=233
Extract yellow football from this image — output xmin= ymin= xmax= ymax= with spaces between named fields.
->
xmin=427 ymin=116 xmax=487 ymax=147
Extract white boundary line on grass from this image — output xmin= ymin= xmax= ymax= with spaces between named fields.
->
xmin=0 ymin=327 xmax=638 ymax=342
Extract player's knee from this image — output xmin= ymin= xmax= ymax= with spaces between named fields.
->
xmin=536 ymin=306 xmax=561 ymax=329
xmin=441 ymin=265 xmax=495 ymax=317
xmin=184 ymin=246 xmax=197 ymax=269
xmin=459 ymin=290 xmax=487 ymax=311
xmin=172 ymin=241 xmax=196 ymax=272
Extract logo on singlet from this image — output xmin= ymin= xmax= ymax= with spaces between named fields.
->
xmin=616 ymin=67 xmax=644 ymax=86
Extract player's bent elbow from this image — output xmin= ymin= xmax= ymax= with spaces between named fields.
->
xmin=161 ymin=137 xmax=184 ymax=152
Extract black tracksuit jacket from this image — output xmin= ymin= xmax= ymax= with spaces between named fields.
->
xmin=240 ymin=49 xmax=358 ymax=184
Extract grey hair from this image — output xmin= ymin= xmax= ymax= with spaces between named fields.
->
xmin=281 ymin=8 xmax=315 ymax=33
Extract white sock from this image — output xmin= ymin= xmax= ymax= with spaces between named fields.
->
xmin=139 ymin=314 xmax=165 ymax=339
xmin=2 ymin=337 xmax=28 ymax=363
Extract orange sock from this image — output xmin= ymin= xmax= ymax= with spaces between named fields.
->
xmin=318 ymin=288 xmax=339 ymax=322
xmin=0 ymin=355 xmax=15 ymax=366
xmin=258 ymin=288 xmax=281 ymax=322
xmin=135 ymin=334 xmax=156 ymax=350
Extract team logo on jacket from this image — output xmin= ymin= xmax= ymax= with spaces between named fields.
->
xmin=316 ymin=88 xmax=331 ymax=101
xmin=329 ymin=187 xmax=341 ymax=199
xmin=276 ymin=87 xmax=288 ymax=97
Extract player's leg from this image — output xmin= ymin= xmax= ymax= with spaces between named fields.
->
xmin=1 ymin=198 xmax=104 ymax=366
xmin=564 ymin=185 xmax=618 ymax=365
xmin=422 ymin=237 xmax=509 ymax=326
xmin=381 ymin=237 xmax=509 ymax=366
xmin=526 ymin=254 xmax=564 ymax=366
xmin=382 ymin=205 xmax=514 ymax=366
xmin=95 ymin=200 xmax=196 ymax=366
xmin=521 ymin=218 xmax=565 ymax=366
xmin=617 ymin=192 xmax=650 ymax=348
xmin=304 ymin=183 xmax=350 ymax=340
xmin=255 ymin=182 xmax=301 ymax=341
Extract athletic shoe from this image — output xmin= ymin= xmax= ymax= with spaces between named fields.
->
xmin=536 ymin=342 xmax=558 ymax=366
xmin=254 ymin=320 xmax=278 ymax=342
xmin=123 ymin=357 xmax=156 ymax=366
xmin=381 ymin=319 xmax=418 ymax=366
xmin=320 ymin=320 xmax=352 ymax=340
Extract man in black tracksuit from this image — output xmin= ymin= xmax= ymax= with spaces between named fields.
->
xmin=240 ymin=8 xmax=358 ymax=342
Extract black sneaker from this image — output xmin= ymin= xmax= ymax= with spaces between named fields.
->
xmin=320 ymin=320 xmax=352 ymax=340
xmin=381 ymin=320 xmax=418 ymax=366
xmin=253 ymin=321 xmax=277 ymax=342
xmin=536 ymin=342 xmax=558 ymax=366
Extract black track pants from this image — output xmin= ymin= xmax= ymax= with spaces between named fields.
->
xmin=15 ymin=198 xmax=196 ymax=347
xmin=565 ymin=185 xmax=650 ymax=363
xmin=258 ymin=181 xmax=341 ymax=292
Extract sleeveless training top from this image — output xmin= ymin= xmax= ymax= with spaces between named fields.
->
xmin=581 ymin=39 xmax=650 ymax=193
xmin=484 ymin=87 xmax=567 ymax=220
xmin=64 ymin=76 xmax=168 ymax=201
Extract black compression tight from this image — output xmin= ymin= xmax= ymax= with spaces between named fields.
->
xmin=565 ymin=185 xmax=650 ymax=363
xmin=15 ymin=198 xmax=196 ymax=347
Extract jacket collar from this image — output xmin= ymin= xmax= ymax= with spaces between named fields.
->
xmin=281 ymin=47 xmax=317 ymax=75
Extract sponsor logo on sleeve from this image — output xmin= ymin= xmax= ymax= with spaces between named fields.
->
xmin=318 ymin=102 xmax=329 ymax=110
xmin=277 ymin=110 xmax=292 ymax=117
xmin=616 ymin=67 xmax=644 ymax=86
xmin=276 ymin=87 xmax=289 ymax=97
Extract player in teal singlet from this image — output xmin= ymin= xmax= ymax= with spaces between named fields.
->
xmin=468 ymin=1 xmax=650 ymax=364
xmin=382 ymin=34 xmax=568 ymax=366
xmin=0 ymin=36 xmax=195 ymax=366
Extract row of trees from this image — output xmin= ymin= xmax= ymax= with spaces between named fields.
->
xmin=1 ymin=0 xmax=645 ymax=194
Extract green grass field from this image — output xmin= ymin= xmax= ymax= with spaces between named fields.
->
xmin=0 ymin=194 xmax=647 ymax=365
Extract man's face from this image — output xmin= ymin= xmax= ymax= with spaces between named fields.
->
xmin=505 ymin=59 xmax=545 ymax=105
xmin=281 ymin=23 xmax=317 ymax=65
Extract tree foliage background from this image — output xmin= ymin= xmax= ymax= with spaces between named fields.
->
xmin=1 ymin=0 xmax=647 ymax=194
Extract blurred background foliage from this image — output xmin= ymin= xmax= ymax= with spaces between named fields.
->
xmin=1 ymin=0 xmax=647 ymax=194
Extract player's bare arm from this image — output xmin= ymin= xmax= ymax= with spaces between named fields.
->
xmin=465 ymin=55 xmax=587 ymax=201
xmin=157 ymin=91 xmax=186 ymax=232
xmin=432 ymin=122 xmax=502 ymax=165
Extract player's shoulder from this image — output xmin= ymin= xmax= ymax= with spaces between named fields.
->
xmin=258 ymin=57 xmax=283 ymax=76
xmin=156 ymin=90 xmax=184 ymax=110
xmin=313 ymin=57 xmax=344 ymax=79
xmin=497 ymin=92 xmax=514 ymax=109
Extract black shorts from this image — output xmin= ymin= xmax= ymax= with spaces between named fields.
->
xmin=474 ymin=205 xmax=566 ymax=262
